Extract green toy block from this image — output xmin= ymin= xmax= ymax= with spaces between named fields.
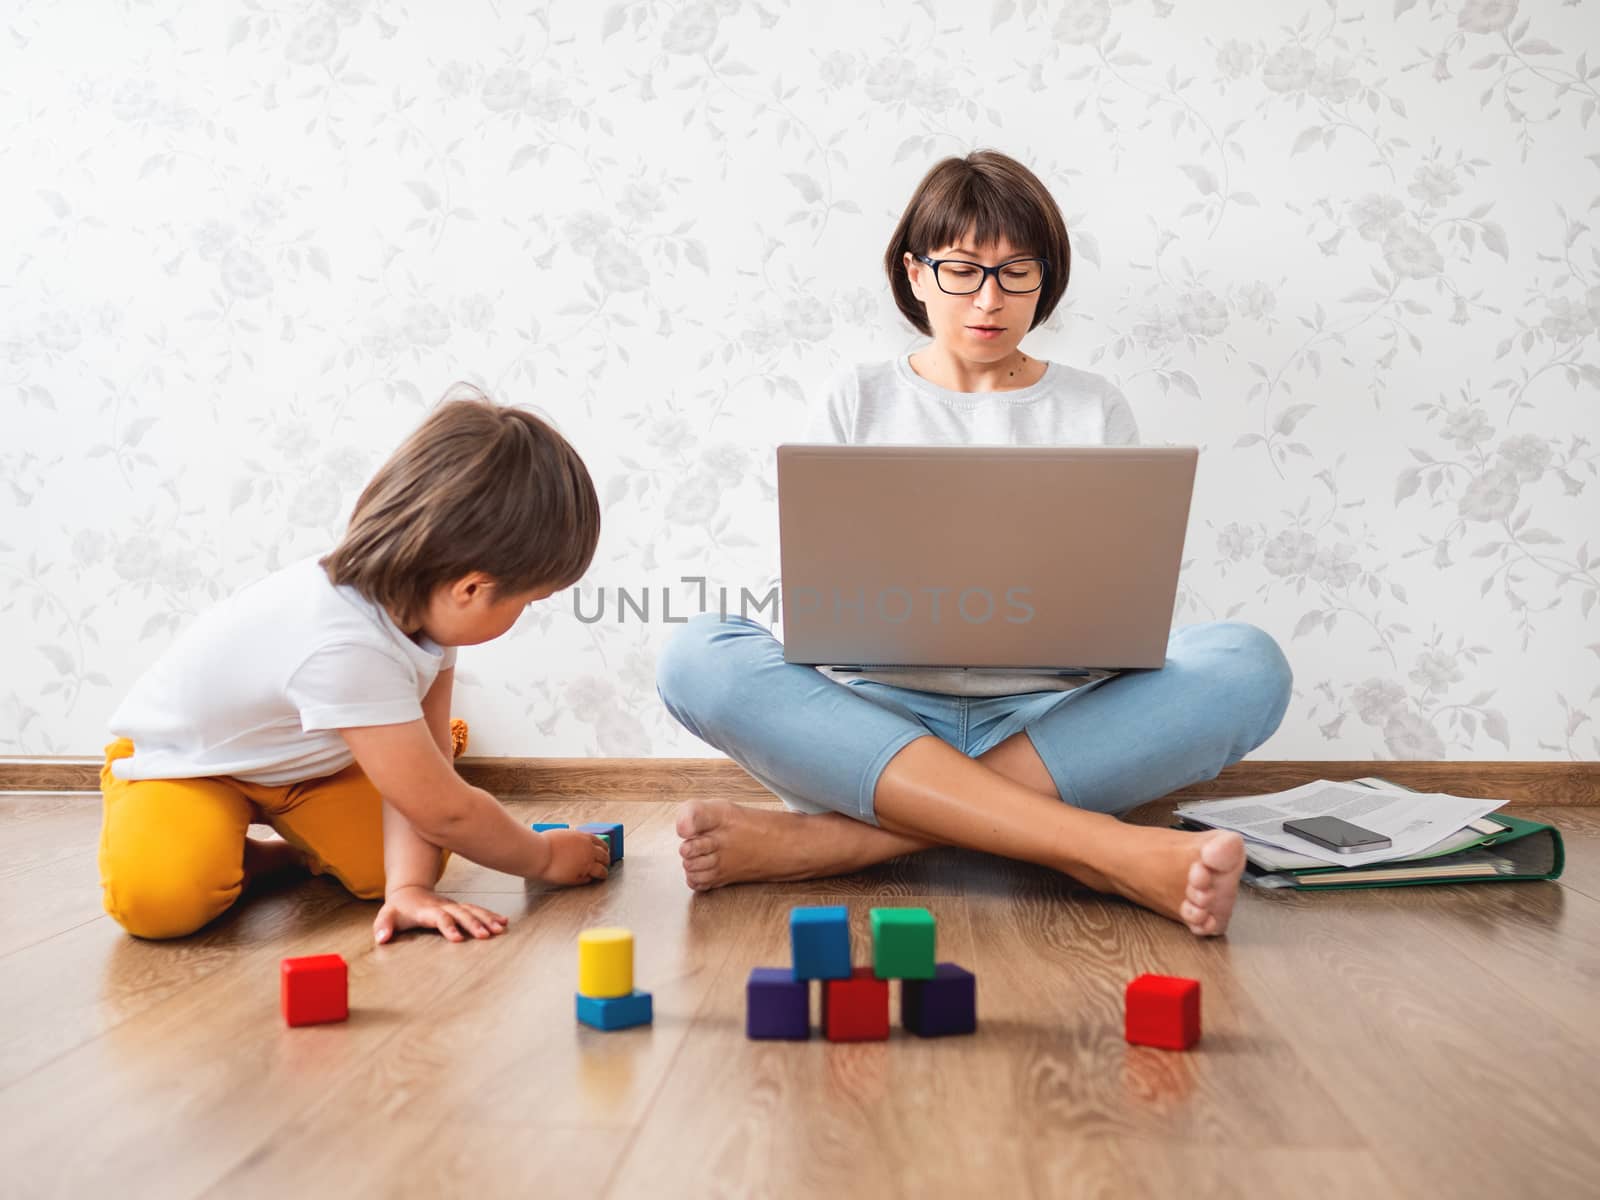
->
xmin=870 ymin=907 xmax=937 ymax=980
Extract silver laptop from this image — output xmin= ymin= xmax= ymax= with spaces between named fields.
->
xmin=776 ymin=444 xmax=1197 ymax=671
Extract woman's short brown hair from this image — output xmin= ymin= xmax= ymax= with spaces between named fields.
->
xmin=322 ymin=385 xmax=600 ymax=626
xmin=884 ymin=149 xmax=1072 ymax=337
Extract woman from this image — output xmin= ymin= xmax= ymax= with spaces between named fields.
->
xmin=655 ymin=150 xmax=1291 ymax=936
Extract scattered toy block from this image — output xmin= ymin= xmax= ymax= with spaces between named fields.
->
xmin=281 ymin=954 xmax=348 ymax=1027
xmin=822 ymin=967 xmax=890 ymax=1042
xmin=576 ymin=989 xmax=653 ymax=1031
xmin=790 ymin=905 xmax=851 ymax=980
xmin=578 ymin=821 xmax=624 ymax=863
xmin=870 ymin=906 xmax=937 ymax=980
xmin=901 ymin=962 xmax=976 ymax=1037
xmin=746 ymin=967 xmax=811 ymax=1040
xmin=1124 ymin=974 xmax=1201 ymax=1050
xmin=530 ymin=822 xmax=569 ymax=832
xmin=578 ymin=927 xmax=633 ymax=999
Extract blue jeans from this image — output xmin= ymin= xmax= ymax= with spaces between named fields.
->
xmin=656 ymin=613 xmax=1293 ymax=826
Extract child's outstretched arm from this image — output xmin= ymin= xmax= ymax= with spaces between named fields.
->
xmin=340 ymin=720 xmax=610 ymax=885
xmin=370 ymin=668 xmax=520 ymax=942
xmin=381 ymin=665 xmax=459 ymax=895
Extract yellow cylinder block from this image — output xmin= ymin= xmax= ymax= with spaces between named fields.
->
xmin=577 ymin=927 xmax=634 ymax=998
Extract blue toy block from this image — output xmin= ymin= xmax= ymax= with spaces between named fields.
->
xmin=790 ymin=905 xmax=851 ymax=980
xmin=575 ymin=989 xmax=652 ymax=1031
xmin=530 ymin=822 xmax=570 ymax=832
xmin=746 ymin=967 xmax=811 ymax=1040
xmin=901 ymin=963 xmax=977 ymax=1037
xmin=578 ymin=821 xmax=624 ymax=863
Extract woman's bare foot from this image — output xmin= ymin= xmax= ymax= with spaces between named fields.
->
xmin=1066 ymin=824 xmax=1246 ymax=937
xmin=675 ymin=798 xmax=1244 ymax=937
xmin=242 ymin=835 xmax=309 ymax=892
xmin=675 ymin=800 xmax=925 ymax=891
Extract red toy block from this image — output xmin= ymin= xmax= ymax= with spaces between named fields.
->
xmin=821 ymin=966 xmax=889 ymax=1042
xmin=281 ymin=954 xmax=348 ymax=1027
xmin=1124 ymin=974 xmax=1200 ymax=1050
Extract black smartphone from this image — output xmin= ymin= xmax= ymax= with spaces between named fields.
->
xmin=1282 ymin=815 xmax=1392 ymax=853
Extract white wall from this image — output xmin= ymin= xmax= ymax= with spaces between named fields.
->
xmin=4 ymin=0 xmax=1597 ymax=760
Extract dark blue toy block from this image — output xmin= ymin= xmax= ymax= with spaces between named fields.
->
xmin=901 ymin=962 xmax=977 ymax=1037
xmin=578 ymin=821 xmax=624 ymax=863
xmin=790 ymin=905 xmax=851 ymax=980
xmin=575 ymin=989 xmax=652 ymax=1031
xmin=746 ymin=967 xmax=811 ymax=1040
xmin=530 ymin=822 xmax=570 ymax=832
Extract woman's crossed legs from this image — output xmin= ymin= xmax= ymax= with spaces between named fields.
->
xmin=656 ymin=614 xmax=1292 ymax=936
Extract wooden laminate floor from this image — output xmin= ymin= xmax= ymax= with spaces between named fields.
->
xmin=1 ymin=791 xmax=1598 ymax=1200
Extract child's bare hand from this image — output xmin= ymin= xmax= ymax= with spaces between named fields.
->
xmin=538 ymin=829 xmax=611 ymax=887
xmin=373 ymin=885 xmax=508 ymax=944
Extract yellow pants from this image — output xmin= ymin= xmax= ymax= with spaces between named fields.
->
xmin=99 ymin=738 xmax=391 ymax=939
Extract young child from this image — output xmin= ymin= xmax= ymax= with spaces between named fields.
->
xmin=99 ymin=388 xmax=609 ymax=944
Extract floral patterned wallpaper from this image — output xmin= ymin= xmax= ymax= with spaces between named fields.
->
xmin=3 ymin=0 xmax=1596 ymax=761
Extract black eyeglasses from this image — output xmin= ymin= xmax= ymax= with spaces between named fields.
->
xmin=914 ymin=254 xmax=1048 ymax=296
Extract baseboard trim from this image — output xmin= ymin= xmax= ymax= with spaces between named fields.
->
xmin=2 ymin=756 xmax=1596 ymax=804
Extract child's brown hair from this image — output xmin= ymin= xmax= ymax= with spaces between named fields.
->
xmin=322 ymin=385 xmax=600 ymax=626
xmin=884 ymin=149 xmax=1073 ymax=337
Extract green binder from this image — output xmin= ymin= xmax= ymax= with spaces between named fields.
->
xmin=1175 ymin=779 xmax=1565 ymax=891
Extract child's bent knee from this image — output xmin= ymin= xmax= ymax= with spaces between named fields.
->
xmin=341 ymin=873 xmax=386 ymax=901
xmin=313 ymin=854 xmax=386 ymax=901
xmin=102 ymin=874 xmax=238 ymax=940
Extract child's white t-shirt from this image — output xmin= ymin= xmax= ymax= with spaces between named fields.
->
xmin=108 ymin=557 xmax=456 ymax=785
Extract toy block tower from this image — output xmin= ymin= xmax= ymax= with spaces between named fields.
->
xmin=576 ymin=927 xmax=652 ymax=1031
xmin=747 ymin=904 xmax=978 ymax=1042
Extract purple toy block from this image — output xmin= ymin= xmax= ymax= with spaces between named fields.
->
xmin=746 ymin=967 xmax=811 ymax=1040
xmin=900 ymin=962 xmax=976 ymax=1037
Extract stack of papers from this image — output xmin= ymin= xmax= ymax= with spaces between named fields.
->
xmin=1175 ymin=780 xmax=1506 ymax=870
